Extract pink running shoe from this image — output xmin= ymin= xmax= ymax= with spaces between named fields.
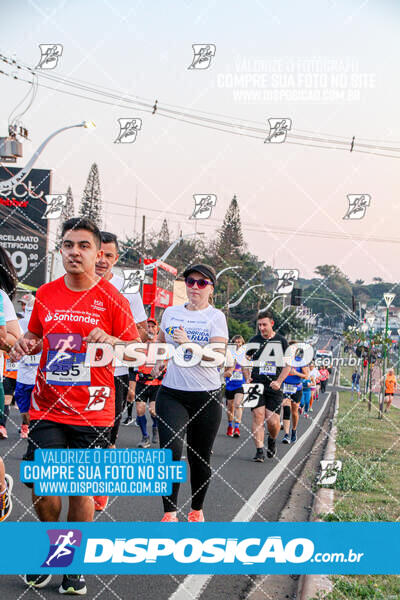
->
xmin=161 ymin=513 xmax=178 ymax=522
xmin=20 ymin=424 xmax=29 ymax=439
xmin=188 ymin=510 xmax=205 ymax=522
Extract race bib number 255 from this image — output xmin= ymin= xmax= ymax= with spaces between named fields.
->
xmin=46 ymin=352 xmax=90 ymax=386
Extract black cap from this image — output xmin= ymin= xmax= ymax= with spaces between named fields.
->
xmin=182 ymin=264 xmax=217 ymax=286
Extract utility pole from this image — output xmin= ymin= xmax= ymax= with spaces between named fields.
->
xmin=134 ymin=186 xmax=138 ymax=233
xmin=141 ymin=215 xmax=146 ymax=255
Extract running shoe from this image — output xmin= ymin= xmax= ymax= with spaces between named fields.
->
xmin=93 ymin=496 xmax=109 ymax=511
xmin=253 ymin=448 xmax=265 ymax=462
xmin=161 ymin=513 xmax=178 ymax=522
xmin=309 ymin=408 xmax=314 ymax=413
xmin=138 ymin=435 xmax=150 ymax=448
xmin=20 ymin=424 xmax=29 ymax=439
xmin=266 ymin=436 xmax=277 ymax=459
xmin=152 ymin=428 xmax=159 ymax=444
xmin=122 ymin=417 xmax=133 ymax=425
xmin=304 ymin=413 xmax=309 ymax=419
xmin=298 ymin=406 xmax=303 ymax=415
xmin=280 ymin=422 xmax=284 ymax=430
xmin=188 ymin=509 xmax=205 ymax=522
xmin=0 ymin=425 xmax=8 ymax=439
xmin=226 ymin=425 xmax=234 ymax=437
xmin=0 ymin=474 xmax=13 ymax=522
xmin=24 ymin=574 xmax=52 ymax=588
xmin=282 ymin=433 xmax=290 ymax=444
xmin=233 ymin=426 xmax=240 ymax=438
xmin=59 ymin=574 xmax=87 ymax=595
xmin=290 ymin=430 xmax=297 ymax=443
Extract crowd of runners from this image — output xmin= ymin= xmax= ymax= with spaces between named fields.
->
xmin=0 ymin=217 xmax=334 ymax=594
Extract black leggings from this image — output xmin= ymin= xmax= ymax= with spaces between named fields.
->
xmin=156 ymin=385 xmax=222 ymax=512
xmin=110 ymin=374 xmax=130 ymax=445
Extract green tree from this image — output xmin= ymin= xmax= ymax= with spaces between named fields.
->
xmin=56 ymin=186 xmax=75 ymax=249
xmin=216 ymin=195 xmax=244 ymax=259
xmin=148 ymin=219 xmax=172 ymax=260
xmin=79 ymin=163 xmax=103 ymax=228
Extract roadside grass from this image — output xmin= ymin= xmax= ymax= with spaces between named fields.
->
xmin=339 ymin=363 xmax=353 ymax=388
xmin=315 ymin=391 xmax=400 ymax=599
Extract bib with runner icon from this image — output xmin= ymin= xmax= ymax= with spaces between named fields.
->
xmin=46 ymin=351 xmax=91 ymax=386
xmin=259 ymin=361 xmax=277 ymax=376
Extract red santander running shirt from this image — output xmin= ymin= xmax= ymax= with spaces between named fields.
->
xmin=28 ymin=276 xmax=138 ymax=426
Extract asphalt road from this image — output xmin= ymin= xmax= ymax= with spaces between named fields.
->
xmin=0 ymin=334 xmax=337 ymax=600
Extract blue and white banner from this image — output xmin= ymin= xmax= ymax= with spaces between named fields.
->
xmin=0 ymin=522 xmax=398 ymax=574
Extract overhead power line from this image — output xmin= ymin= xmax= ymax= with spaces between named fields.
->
xmin=1 ymin=52 xmax=400 ymax=159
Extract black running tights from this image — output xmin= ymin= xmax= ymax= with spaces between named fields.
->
xmin=156 ymin=385 xmax=222 ymax=512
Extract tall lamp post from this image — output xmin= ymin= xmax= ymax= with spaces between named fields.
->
xmin=0 ymin=121 xmax=96 ymax=194
xmin=397 ymin=328 xmax=400 ymax=376
xmin=380 ymin=294 xmax=395 ymax=418
xmin=383 ymin=293 xmax=395 ymax=372
xmin=360 ymin=322 xmax=368 ymax=400
xmin=366 ymin=316 xmax=375 ymax=412
xmin=216 ymin=265 xmax=241 ymax=280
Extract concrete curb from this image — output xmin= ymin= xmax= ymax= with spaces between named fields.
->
xmin=298 ymin=375 xmax=340 ymax=599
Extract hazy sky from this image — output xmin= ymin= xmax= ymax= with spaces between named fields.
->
xmin=1 ymin=0 xmax=399 ymax=283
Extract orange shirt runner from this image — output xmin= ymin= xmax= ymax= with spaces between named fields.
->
xmin=385 ymin=374 xmax=397 ymax=395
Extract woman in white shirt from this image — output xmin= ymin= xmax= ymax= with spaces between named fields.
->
xmin=152 ymin=264 xmax=228 ymax=522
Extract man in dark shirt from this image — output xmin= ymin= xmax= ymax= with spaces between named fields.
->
xmin=245 ymin=310 xmax=291 ymax=462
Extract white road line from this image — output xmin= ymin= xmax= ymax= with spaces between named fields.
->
xmin=169 ymin=384 xmax=335 ymax=600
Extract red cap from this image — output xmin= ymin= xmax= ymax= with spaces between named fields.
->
xmin=147 ymin=317 xmax=158 ymax=326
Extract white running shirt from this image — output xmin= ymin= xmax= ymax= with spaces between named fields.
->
xmin=161 ymin=304 xmax=228 ymax=391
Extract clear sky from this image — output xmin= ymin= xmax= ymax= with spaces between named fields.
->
xmin=1 ymin=0 xmax=399 ymax=283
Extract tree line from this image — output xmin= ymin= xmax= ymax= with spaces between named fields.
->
xmin=64 ymin=163 xmax=398 ymax=337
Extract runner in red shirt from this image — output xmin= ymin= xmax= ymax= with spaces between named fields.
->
xmin=10 ymin=217 xmax=139 ymax=594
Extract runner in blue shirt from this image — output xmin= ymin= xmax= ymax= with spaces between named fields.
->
xmin=224 ymin=335 xmax=246 ymax=438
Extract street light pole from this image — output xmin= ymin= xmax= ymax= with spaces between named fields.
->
xmin=397 ymin=328 xmax=400 ymax=376
xmin=366 ymin=319 xmax=374 ymax=412
xmin=144 ymin=232 xmax=203 ymax=271
xmin=380 ymin=294 xmax=395 ymax=419
xmin=216 ymin=265 xmax=241 ymax=280
xmin=259 ymin=294 xmax=286 ymax=312
xmin=0 ymin=121 xmax=96 ymax=194
xmin=228 ymin=284 xmax=265 ymax=309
